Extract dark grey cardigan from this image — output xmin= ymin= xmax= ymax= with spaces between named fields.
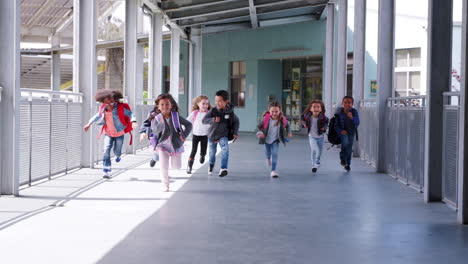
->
xmin=151 ymin=113 xmax=192 ymax=150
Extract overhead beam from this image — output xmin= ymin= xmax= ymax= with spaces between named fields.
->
xmin=259 ymin=14 xmax=317 ymax=27
xmin=141 ymin=0 xmax=187 ymax=39
xmin=25 ymin=0 xmax=56 ymax=26
xmin=248 ymin=0 xmax=258 ymax=28
xmin=179 ymin=3 xmax=326 ymax=27
xmin=171 ymin=7 xmax=249 ymax=21
xmin=163 ymin=0 xmax=242 ymax=12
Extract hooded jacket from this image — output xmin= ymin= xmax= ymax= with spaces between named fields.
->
xmin=202 ymin=103 xmax=240 ymax=141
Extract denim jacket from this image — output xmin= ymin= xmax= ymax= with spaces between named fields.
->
xmin=88 ymin=103 xmax=136 ymax=133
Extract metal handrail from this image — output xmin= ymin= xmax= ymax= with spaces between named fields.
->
xmin=388 ymin=95 xmax=427 ymax=101
xmin=443 ymin=91 xmax=460 ymax=107
xmin=359 ymin=99 xmax=377 ymax=107
xmin=21 ymin=88 xmax=83 ymax=102
xmin=388 ymin=95 xmax=426 ymax=107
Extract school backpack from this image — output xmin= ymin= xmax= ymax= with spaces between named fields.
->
xmin=327 ymin=115 xmax=341 ymax=145
xmin=98 ymin=103 xmax=134 ymax=145
xmin=262 ymin=113 xmax=288 ymax=130
xmin=149 ymin=111 xmax=182 ymax=149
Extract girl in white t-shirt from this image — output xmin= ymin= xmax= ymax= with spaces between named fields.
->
xmin=186 ymin=95 xmax=212 ymax=174
xmin=301 ymin=100 xmax=329 ymax=174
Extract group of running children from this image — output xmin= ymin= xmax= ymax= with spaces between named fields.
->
xmin=83 ymin=89 xmax=360 ymax=192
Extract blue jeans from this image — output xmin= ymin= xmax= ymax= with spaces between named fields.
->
xmin=309 ymin=136 xmax=324 ymax=166
xmin=209 ymin=137 xmax=229 ymax=169
xmin=264 ymin=140 xmax=280 ymax=171
xmin=340 ymin=134 xmax=355 ymax=165
xmin=103 ymin=135 xmax=124 ymax=172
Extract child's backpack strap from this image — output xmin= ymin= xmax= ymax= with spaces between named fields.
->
xmin=171 ymin=111 xmax=181 ymax=132
xmin=262 ymin=113 xmax=271 ymax=129
xmin=117 ymin=103 xmax=134 ymax=145
xmin=282 ymin=116 xmax=288 ymax=127
xmin=192 ymin=110 xmax=199 ymax=122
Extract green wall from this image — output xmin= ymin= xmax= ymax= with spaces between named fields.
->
xmin=258 ymin=60 xmax=282 ymax=120
xmin=202 ymin=20 xmax=327 ymax=132
xmin=162 ymin=40 xmax=189 ymax=116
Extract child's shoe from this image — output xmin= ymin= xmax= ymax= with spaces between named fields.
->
xmin=218 ymin=169 xmax=228 ymax=177
xmin=345 ymin=165 xmax=351 ymax=172
xmin=115 ymin=156 xmax=121 ymax=163
xmin=103 ymin=170 xmax=111 ymax=179
xmin=187 ymin=159 xmax=194 ymax=174
xmin=312 ymin=163 xmax=320 ymax=173
xmin=200 ymin=155 xmax=205 ymax=164
xmin=150 ymin=159 xmax=157 ymax=167
xmin=270 ymin=171 xmax=279 ymax=178
xmin=266 ymin=158 xmax=271 ymax=167
xmin=208 ymin=164 xmax=214 ymax=175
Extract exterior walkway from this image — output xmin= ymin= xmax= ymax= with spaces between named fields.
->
xmin=0 ymin=133 xmax=467 ymax=264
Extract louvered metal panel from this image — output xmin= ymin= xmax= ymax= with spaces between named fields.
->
xmin=50 ymin=103 xmax=68 ymax=175
xmin=19 ymin=102 xmax=32 ymax=185
xmin=407 ymin=108 xmax=425 ymax=190
xmin=442 ymin=107 xmax=459 ymax=207
xmin=67 ymin=103 xmax=82 ymax=170
xmin=30 ymin=102 xmax=51 ymax=182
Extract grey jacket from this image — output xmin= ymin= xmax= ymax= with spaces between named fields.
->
xmin=151 ymin=113 xmax=192 ymax=150
xmin=202 ymin=103 xmax=240 ymax=141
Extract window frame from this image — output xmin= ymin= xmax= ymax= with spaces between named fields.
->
xmin=229 ymin=61 xmax=246 ymax=108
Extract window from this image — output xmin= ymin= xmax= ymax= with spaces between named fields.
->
xmin=230 ymin=61 xmax=246 ymax=107
xmin=394 ymin=48 xmax=421 ymax=96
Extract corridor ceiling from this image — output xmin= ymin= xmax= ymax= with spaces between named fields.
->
xmin=159 ymin=0 xmax=329 ymax=34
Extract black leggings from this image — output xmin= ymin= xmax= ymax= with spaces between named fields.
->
xmin=190 ymin=135 xmax=208 ymax=159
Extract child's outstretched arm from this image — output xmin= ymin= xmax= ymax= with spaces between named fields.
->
xmin=352 ymin=110 xmax=360 ymax=127
xmin=202 ymin=109 xmax=216 ymax=125
xmin=179 ymin=116 xmax=193 ymax=140
xmin=123 ymin=108 xmax=138 ymax=129
xmin=83 ymin=112 xmax=100 ymax=132
xmin=232 ymin=113 xmax=240 ymax=140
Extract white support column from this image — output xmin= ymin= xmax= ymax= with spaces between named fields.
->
xmin=352 ymin=0 xmax=366 ymax=157
xmin=325 ymin=3 xmax=335 ymax=116
xmin=336 ymin=0 xmax=348 ymax=103
xmin=125 ymin=0 xmax=138 ymax=154
xmin=0 ymin=0 xmax=20 ymax=195
xmin=136 ymin=44 xmax=144 ymax=106
xmin=353 ymin=0 xmax=366 ymax=102
xmin=191 ymin=27 xmax=203 ymax=97
xmin=74 ymin=0 xmax=97 ymax=168
xmin=424 ymin=0 xmax=453 ymax=202
xmin=51 ymin=36 xmax=61 ymax=91
xmin=148 ymin=13 xmax=163 ymax=99
xmin=188 ymin=40 xmax=195 ymax=103
xmin=376 ymin=0 xmax=395 ymax=173
xmin=458 ymin=0 xmax=468 ymax=224
xmin=170 ymin=29 xmax=181 ymax=102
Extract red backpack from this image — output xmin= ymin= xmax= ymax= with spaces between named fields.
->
xmin=98 ymin=103 xmax=134 ymax=145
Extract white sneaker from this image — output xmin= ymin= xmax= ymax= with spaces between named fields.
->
xmin=102 ymin=171 xmax=111 ymax=179
xmin=218 ymin=169 xmax=228 ymax=177
xmin=270 ymin=171 xmax=279 ymax=178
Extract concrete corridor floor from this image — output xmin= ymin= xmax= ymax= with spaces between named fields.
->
xmin=0 ymin=133 xmax=467 ymax=264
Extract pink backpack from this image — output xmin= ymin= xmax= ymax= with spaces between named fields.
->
xmin=262 ymin=113 xmax=288 ymax=130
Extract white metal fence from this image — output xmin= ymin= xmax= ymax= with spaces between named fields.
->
xmin=19 ymin=89 xmax=83 ymax=186
xmin=358 ymin=99 xmax=378 ymax=166
xmin=386 ymin=96 xmax=426 ymax=191
xmin=442 ymin=92 xmax=460 ymax=208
